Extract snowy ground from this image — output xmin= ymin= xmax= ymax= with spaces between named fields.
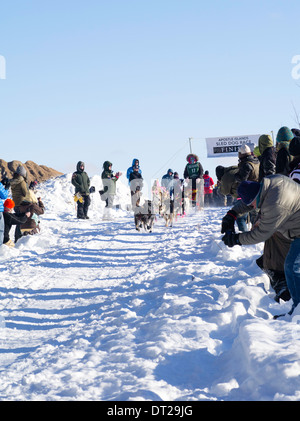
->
xmin=0 ymin=174 xmax=300 ymax=401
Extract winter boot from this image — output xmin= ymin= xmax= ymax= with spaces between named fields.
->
xmin=272 ymin=271 xmax=291 ymax=302
xmin=265 ymin=269 xmax=291 ymax=302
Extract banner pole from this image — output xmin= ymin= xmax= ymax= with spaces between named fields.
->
xmin=189 ymin=137 xmax=193 ymax=153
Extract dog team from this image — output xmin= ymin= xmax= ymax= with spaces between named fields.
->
xmin=72 ymin=155 xmax=207 ymax=232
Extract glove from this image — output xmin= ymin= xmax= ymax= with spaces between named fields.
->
xmin=99 ymin=186 xmax=108 ymax=195
xmin=1 ymin=177 xmax=10 ymax=190
xmin=74 ymin=192 xmax=83 ymax=203
xmin=89 ymin=186 xmax=95 ymax=193
xmin=221 ymin=210 xmax=237 ymax=233
xmin=222 ymin=231 xmax=241 ymax=248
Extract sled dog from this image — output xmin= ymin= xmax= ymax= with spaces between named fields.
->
xmin=134 ymin=200 xmax=155 ymax=233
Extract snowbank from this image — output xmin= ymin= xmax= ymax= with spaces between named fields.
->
xmin=0 ymin=174 xmax=299 ymax=401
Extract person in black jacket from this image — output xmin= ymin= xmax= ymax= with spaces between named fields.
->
xmin=235 ymin=145 xmax=260 ymax=183
xmin=289 ymin=135 xmax=300 ymax=177
xmin=275 ymin=126 xmax=294 ymax=175
xmin=129 ymin=166 xmax=143 ymax=210
xmin=257 ymin=134 xmax=276 ymax=182
xmin=3 ymin=199 xmax=30 ymax=246
xmin=71 ymin=161 xmax=91 ymax=219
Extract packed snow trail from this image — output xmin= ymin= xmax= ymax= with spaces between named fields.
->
xmin=0 ymin=174 xmax=300 ymax=401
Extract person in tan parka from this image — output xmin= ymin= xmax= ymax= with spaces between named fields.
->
xmin=221 ymin=174 xmax=300 ymax=317
xmin=10 ymin=165 xmax=32 ymax=207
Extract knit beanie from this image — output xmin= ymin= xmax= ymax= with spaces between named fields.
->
xmin=258 ymin=134 xmax=273 ymax=155
xmin=238 ymin=144 xmax=251 ymax=157
xmin=16 ymin=165 xmax=27 ymax=178
xmin=237 ymin=181 xmax=261 ymax=206
xmin=276 ymin=126 xmax=294 ymax=143
xmin=4 ymin=198 xmax=15 ymax=209
xmin=289 ymin=136 xmax=300 ymax=156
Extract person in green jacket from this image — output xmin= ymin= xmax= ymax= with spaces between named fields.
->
xmin=71 ymin=161 xmax=91 ymax=219
xmin=101 ymin=161 xmax=121 ymax=213
xmin=183 ymin=154 xmax=204 ymax=208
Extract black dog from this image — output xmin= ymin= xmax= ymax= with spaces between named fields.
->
xmin=134 ymin=200 xmax=155 ymax=233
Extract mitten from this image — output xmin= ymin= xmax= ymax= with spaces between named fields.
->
xmin=221 ymin=210 xmax=237 ymax=233
xmin=222 ymin=231 xmax=241 ymax=248
xmin=1 ymin=177 xmax=10 ymax=190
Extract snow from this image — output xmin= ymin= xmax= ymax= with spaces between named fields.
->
xmin=0 ymin=173 xmax=300 ymax=401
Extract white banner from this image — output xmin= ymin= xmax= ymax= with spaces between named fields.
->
xmin=205 ymin=134 xmax=261 ymax=158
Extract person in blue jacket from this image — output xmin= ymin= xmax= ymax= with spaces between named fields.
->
xmin=0 ymin=180 xmax=9 ymax=245
xmin=126 ymin=159 xmax=142 ymax=183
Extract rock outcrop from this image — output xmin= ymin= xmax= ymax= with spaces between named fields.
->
xmin=0 ymin=159 xmax=63 ymax=183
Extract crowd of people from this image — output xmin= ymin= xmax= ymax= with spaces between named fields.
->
xmin=219 ymin=126 xmax=300 ymax=319
xmin=71 ymin=154 xmax=210 ymax=222
xmin=0 ymin=165 xmax=44 ymax=248
xmin=1 ymin=125 xmax=300 ymax=319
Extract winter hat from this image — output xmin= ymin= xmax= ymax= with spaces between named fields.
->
xmin=215 ymin=165 xmax=225 ymax=181
xmin=292 ymin=128 xmax=300 ymax=137
xmin=258 ymin=134 xmax=273 ymax=155
xmin=4 ymin=198 xmax=15 ymax=209
xmin=186 ymin=153 xmax=199 ymax=163
xmin=253 ymin=145 xmax=261 ymax=157
xmin=205 ymin=170 xmax=209 ymax=175
xmin=276 ymin=126 xmax=294 ymax=143
xmin=289 ymin=136 xmax=300 ymax=156
xmin=103 ymin=161 xmax=112 ymax=170
xmin=238 ymin=144 xmax=251 ymax=157
xmin=16 ymin=165 xmax=27 ymax=178
xmin=237 ymin=181 xmax=261 ymax=206
xmin=76 ymin=161 xmax=85 ymax=172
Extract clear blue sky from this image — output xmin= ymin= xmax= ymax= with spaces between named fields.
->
xmin=0 ymin=0 xmax=300 ymax=185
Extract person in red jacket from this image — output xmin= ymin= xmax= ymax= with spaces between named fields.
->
xmin=203 ymin=170 xmax=214 ymax=207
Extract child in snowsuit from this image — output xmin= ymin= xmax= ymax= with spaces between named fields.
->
xmin=3 ymin=199 xmax=29 ymax=247
xmin=0 ymin=181 xmax=9 ymax=245
xmin=15 ymin=198 xmax=45 ymax=242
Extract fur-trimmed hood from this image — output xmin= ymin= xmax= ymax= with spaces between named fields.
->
xmin=186 ymin=153 xmax=199 ymax=163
